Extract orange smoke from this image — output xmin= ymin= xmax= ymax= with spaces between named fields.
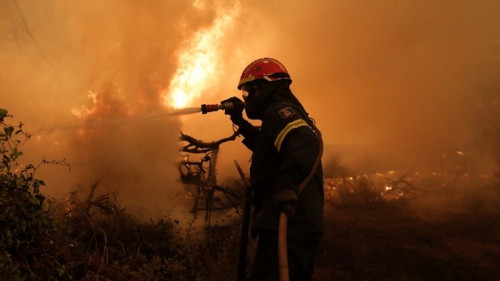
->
xmin=1 ymin=0 xmax=499 ymax=219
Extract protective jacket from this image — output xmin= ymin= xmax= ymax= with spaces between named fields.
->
xmin=238 ymin=101 xmax=324 ymax=240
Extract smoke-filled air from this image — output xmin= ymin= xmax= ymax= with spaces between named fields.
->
xmin=2 ymin=0 xmax=499 ymax=219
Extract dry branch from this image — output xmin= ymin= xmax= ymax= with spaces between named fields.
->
xmin=179 ymin=131 xmax=239 ymax=153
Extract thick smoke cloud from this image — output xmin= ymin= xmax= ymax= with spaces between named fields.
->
xmin=236 ymin=0 xmax=500 ymax=174
xmin=1 ymin=0 xmax=499 ymax=218
xmin=0 ymin=0 xmax=223 ymax=219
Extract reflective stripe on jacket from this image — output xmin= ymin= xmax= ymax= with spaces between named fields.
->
xmin=238 ymin=102 xmax=324 ymax=239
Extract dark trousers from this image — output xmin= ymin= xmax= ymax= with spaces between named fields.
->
xmin=248 ymin=230 xmax=320 ymax=281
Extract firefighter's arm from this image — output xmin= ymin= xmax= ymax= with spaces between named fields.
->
xmin=238 ymin=120 xmax=259 ymax=150
xmin=221 ymin=96 xmax=259 ymax=150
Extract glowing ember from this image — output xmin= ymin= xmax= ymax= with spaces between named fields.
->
xmin=163 ymin=3 xmax=241 ymax=109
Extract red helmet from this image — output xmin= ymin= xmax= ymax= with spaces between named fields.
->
xmin=237 ymin=58 xmax=291 ymax=89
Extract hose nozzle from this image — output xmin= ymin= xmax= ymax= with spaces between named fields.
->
xmin=201 ymin=102 xmax=237 ymax=114
xmin=201 ymin=104 xmax=221 ymax=114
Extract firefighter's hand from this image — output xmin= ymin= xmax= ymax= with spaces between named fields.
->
xmin=276 ymin=189 xmax=299 ymax=217
xmin=221 ymin=97 xmax=244 ymax=125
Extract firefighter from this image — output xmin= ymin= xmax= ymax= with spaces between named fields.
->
xmin=223 ymin=58 xmax=324 ymax=281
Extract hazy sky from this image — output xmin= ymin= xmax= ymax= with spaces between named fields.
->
xmin=1 ymin=0 xmax=499 ymax=217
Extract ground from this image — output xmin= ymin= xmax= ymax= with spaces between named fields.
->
xmin=314 ymin=201 xmax=500 ymax=281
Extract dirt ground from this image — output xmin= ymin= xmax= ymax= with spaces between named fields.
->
xmin=314 ymin=201 xmax=500 ymax=281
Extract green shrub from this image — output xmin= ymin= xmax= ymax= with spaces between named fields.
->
xmin=0 ymin=109 xmax=70 ymax=280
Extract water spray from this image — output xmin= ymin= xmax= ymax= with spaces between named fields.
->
xmin=37 ymin=107 xmax=204 ymax=134
xmin=37 ymin=102 xmax=239 ymax=135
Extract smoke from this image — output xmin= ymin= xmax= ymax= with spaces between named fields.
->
xmin=1 ymin=0 xmax=499 ymax=219
xmin=0 ymin=0 xmax=228 ymax=220
xmin=234 ymin=0 xmax=500 ymax=174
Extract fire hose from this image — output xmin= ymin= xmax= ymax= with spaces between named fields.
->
xmin=278 ymin=125 xmax=323 ymax=281
xmin=201 ymin=102 xmax=323 ymax=281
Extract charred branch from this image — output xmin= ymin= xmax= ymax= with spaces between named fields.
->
xmin=380 ymin=174 xmax=422 ymax=197
xmin=179 ymin=131 xmax=239 ymax=154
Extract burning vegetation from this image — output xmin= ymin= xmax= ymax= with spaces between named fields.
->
xmin=2 ymin=109 xmax=499 ymax=280
xmin=1 ymin=0 xmax=500 ymax=280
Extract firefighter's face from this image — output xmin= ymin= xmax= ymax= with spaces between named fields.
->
xmin=240 ymin=82 xmax=264 ymax=120
xmin=240 ymin=83 xmax=256 ymax=101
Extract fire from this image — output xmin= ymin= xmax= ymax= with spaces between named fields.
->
xmin=163 ymin=2 xmax=241 ymax=109
xmin=71 ymin=91 xmax=99 ymax=118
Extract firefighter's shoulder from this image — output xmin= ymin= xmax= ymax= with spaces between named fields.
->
xmin=263 ymin=102 xmax=301 ymax=122
xmin=262 ymin=103 xmax=312 ymax=152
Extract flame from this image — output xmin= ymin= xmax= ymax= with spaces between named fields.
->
xmin=163 ymin=2 xmax=241 ymax=109
xmin=71 ymin=91 xmax=99 ymax=119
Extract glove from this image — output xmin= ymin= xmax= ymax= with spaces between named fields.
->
xmin=221 ymin=96 xmax=244 ymax=125
xmin=275 ymin=189 xmax=299 ymax=217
